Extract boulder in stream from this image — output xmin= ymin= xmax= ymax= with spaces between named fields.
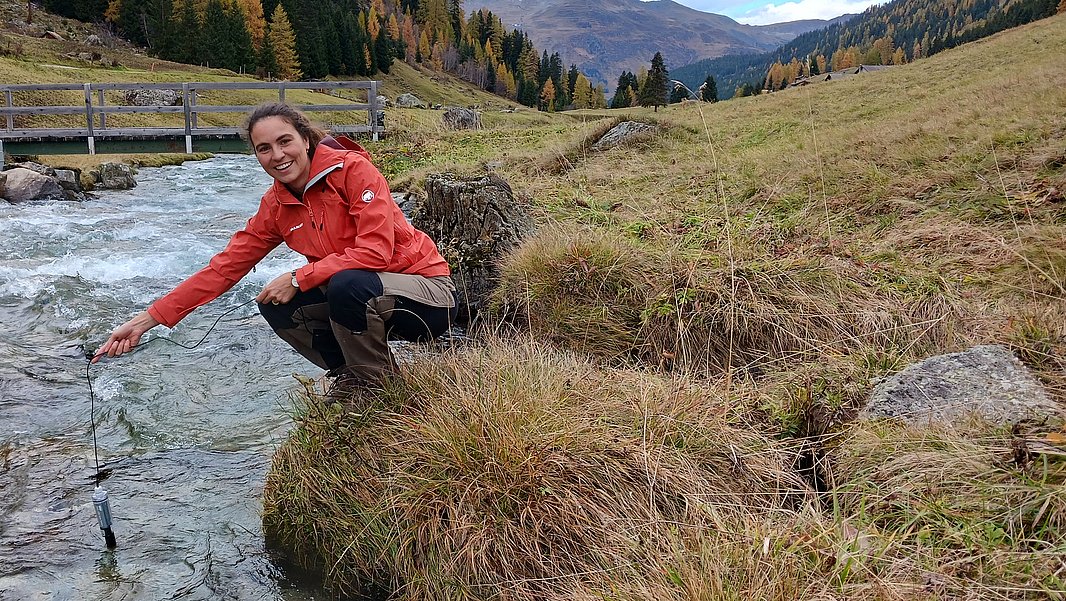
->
xmin=1 ymin=168 xmax=64 ymax=203
xmin=91 ymin=162 xmax=137 ymax=190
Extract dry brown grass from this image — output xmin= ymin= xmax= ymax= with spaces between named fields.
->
xmin=264 ymin=340 xmax=819 ymax=600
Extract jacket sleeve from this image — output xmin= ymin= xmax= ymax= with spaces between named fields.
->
xmin=295 ymin=159 xmax=396 ymax=289
xmin=148 ymin=197 xmax=283 ymax=327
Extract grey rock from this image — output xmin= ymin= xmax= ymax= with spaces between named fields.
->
xmin=395 ymin=93 xmax=425 ymax=109
xmin=86 ymin=34 xmax=103 ymax=46
xmin=591 ymin=121 xmax=658 ymax=151
xmin=2 ymin=168 xmax=64 ymax=202
xmin=375 ymin=94 xmax=392 ymax=108
xmin=411 ymin=173 xmax=534 ymax=325
xmin=441 ymin=106 xmax=482 ymax=130
xmin=92 ymin=162 xmax=137 ymax=190
xmin=11 ymin=161 xmax=55 ymax=177
xmin=431 ymin=103 xmax=443 ymax=110
xmin=122 ymin=88 xmax=182 ymax=107
xmin=860 ymin=345 xmax=1062 ymax=425
xmin=54 ymin=169 xmax=81 ymax=192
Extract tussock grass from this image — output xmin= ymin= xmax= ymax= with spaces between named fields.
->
xmin=264 ymin=342 xmax=1066 ymax=599
xmin=263 ymin=340 xmax=817 ymax=600
xmin=494 ymin=225 xmax=967 ymax=379
xmin=828 ymin=421 xmax=1066 ymax=598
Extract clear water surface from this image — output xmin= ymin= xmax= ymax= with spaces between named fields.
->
xmin=0 ymin=155 xmax=329 ymax=600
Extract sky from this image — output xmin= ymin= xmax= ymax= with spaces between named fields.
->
xmin=650 ymin=0 xmax=884 ymax=25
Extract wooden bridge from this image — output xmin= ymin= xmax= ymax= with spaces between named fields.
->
xmin=0 ymin=80 xmax=383 ymax=160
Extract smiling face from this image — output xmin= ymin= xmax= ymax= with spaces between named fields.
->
xmin=250 ymin=116 xmax=312 ymax=192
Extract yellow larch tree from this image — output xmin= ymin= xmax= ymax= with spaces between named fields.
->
xmin=267 ymin=4 xmax=301 ymax=80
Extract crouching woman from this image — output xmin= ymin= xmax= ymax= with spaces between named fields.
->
xmin=95 ymin=102 xmax=456 ymax=385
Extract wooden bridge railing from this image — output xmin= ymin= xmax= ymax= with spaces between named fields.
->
xmin=0 ymin=80 xmax=382 ymax=159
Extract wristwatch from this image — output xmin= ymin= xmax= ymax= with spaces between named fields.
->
xmin=290 ymin=270 xmax=299 ymax=289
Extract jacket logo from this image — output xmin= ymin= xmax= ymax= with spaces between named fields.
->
xmin=361 ymin=189 xmax=375 ymax=203
xmin=289 ymin=223 xmax=304 ymax=233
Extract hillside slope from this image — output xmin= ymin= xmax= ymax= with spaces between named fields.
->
xmin=466 ymin=0 xmax=841 ymax=85
xmin=266 ymin=13 xmax=1066 ymax=599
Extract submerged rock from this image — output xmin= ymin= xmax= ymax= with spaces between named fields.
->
xmin=411 ymin=173 xmax=533 ymax=324
xmin=860 ymin=345 xmax=1061 ymax=425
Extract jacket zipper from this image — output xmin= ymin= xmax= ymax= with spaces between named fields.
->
xmin=306 ymin=197 xmax=328 ymax=255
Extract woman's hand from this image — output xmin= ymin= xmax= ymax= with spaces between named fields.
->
xmin=255 ymin=271 xmax=298 ymax=306
xmin=93 ymin=311 xmax=161 ymax=363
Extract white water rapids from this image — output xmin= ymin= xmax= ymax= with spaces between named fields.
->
xmin=0 ymin=155 xmax=329 ymax=600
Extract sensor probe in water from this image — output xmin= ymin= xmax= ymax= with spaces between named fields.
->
xmin=83 ymin=298 xmax=255 ymax=549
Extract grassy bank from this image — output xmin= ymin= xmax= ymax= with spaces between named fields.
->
xmin=263 ymin=12 xmax=1066 ymax=600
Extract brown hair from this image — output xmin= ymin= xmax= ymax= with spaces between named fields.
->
xmin=243 ymin=102 xmax=327 ymax=156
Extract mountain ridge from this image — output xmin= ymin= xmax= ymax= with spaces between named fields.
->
xmin=465 ymin=0 xmax=846 ymax=85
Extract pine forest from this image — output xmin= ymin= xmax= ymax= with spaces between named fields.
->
xmin=42 ymin=0 xmax=607 ymax=111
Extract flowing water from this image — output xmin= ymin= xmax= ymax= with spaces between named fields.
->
xmin=0 ymin=155 xmax=329 ymax=600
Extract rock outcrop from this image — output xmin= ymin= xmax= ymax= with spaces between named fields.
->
xmin=591 ymin=121 xmax=658 ymax=151
xmin=411 ymin=173 xmax=533 ymax=325
xmin=1 ymin=167 xmax=64 ymax=202
xmin=860 ymin=345 xmax=1062 ymax=425
xmin=441 ymin=107 xmax=481 ymax=130
xmin=123 ymin=88 xmax=182 ymax=107
xmin=91 ymin=162 xmax=137 ymax=190
xmin=395 ymin=93 xmax=426 ymax=109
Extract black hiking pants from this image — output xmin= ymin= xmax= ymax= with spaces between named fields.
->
xmin=257 ymin=269 xmax=457 ymax=382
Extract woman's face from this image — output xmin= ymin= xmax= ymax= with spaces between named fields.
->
xmin=250 ymin=116 xmax=312 ymax=192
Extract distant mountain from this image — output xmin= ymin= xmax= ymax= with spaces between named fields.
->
xmin=464 ymin=0 xmax=845 ymax=86
xmin=672 ymin=0 xmax=1061 ymax=100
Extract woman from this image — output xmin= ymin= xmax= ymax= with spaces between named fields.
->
xmin=94 ymin=103 xmax=457 ymax=385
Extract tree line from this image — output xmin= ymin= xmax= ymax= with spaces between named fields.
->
xmin=608 ymin=52 xmax=718 ymax=111
xmin=673 ymin=0 xmax=1063 ymax=100
xmin=40 ymin=0 xmax=603 ymax=111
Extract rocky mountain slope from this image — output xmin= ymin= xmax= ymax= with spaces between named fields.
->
xmin=466 ymin=0 xmax=848 ymax=84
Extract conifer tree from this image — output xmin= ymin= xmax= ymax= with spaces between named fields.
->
xmin=268 ymin=4 xmax=301 ymax=80
xmin=638 ymin=51 xmax=668 ymax=111
xmin=540 ymin=78 xmax=556 ymax=112
xmin=258 ymin=27 xmax=277 ymax=78
xmin=669 ymin=83 xmax=688 ymax=103
xmin=374 ymin=28 xmax=394 ymax=73
xmin=609 ymin=71 xmax=635 ymax=108
xmin=235 ymin=0 xmax=266 ymax=50
xmin=699 ymin=75 xmax=717 ymax=102
xmin=572 ymin=72 xmax=591 ymax=109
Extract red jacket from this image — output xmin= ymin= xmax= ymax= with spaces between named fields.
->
xmin=148 ymin=137 xmax=450 ymax=328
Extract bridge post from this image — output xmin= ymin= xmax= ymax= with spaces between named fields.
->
xmin=3 ymin=90 xmax=12 ymax=132
xmin=97 ymin=88 xmax=106 ymax=130
xmin=83 ymin=83 xmax=95 ymax=155
xmin=183 ymin=83 xmax=193 ymax=154
xmin=370 ymin=81 xmax=379 ymax=142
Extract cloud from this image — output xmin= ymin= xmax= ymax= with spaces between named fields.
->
xmin=735 ymin=0 xmax=881 ymax=25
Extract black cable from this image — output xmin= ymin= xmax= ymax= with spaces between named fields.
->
xmin=85 ymin=298 xmax=258 ymax=483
